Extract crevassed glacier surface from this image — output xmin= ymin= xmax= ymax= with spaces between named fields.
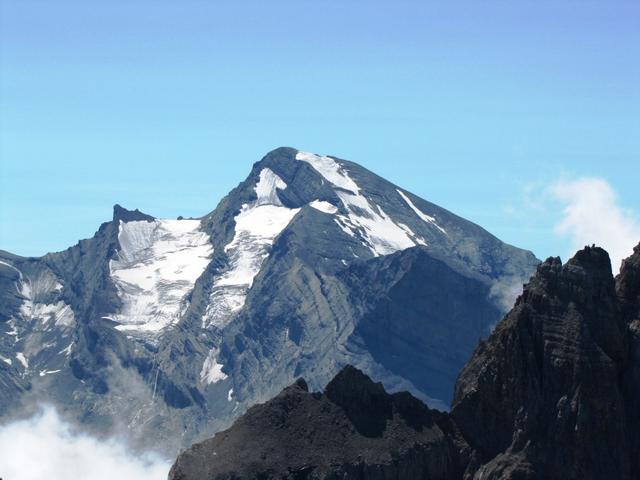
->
xmin=109 ymin=219 xmax=213 ymax=337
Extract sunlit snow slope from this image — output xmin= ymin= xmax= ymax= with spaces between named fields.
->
xmin=201 ymin=168 xmax=300 ymax=332
xmin=108 ymin=219 xmax=213 ymax=337
xmin=296 ymin=151 xmax=446 ymax=255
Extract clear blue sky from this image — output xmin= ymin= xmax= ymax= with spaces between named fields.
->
xmin=1 ymin=1 xmax=638 ymax=261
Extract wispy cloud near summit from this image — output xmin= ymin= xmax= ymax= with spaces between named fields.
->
xmin=550 ymin=177 xmax=640 ymax=273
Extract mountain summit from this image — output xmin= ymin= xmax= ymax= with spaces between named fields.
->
xmin=0 ymin=147 xmax=538 ymax=453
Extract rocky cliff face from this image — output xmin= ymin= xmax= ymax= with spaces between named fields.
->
xmin=171 ymin=244 xmax=640 ymax=479
xmin=0 ymin=147 xmax=538 ymax=454
xmin=452 ymin=245 xmax=639 ymax=479
xmin=169 ymin=366 xmax=464 ymax=480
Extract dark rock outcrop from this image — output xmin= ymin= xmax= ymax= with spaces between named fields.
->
xmin=452 ymin=245 xmax=638 ymax=479
xmin=171 ymin=243 xmax=640 ymax=479
xmin=112 ymin=203 xmax=155 ymax=223
xmin=169 ymin=365 xmax=463 ymax=480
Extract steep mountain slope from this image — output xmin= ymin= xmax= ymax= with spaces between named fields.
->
xmin=0 ymin=147 xmax=538 ymax=453
xmin=452 ymin=244 xmax=640 ymax=479
xmin=170 ymin=244 xmax=640 ymax=480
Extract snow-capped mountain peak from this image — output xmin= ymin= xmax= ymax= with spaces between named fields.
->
xmin=0 ymin=147 xmax=539 ymax=455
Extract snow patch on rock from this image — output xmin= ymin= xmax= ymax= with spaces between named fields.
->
xmin=296 ymin=151 xmax=359 ymax=193
xmin=309 ymin=200 xmax=338 ymax=214
xmin=396 ymin=189 xmax=446 ymax=234
xmin=398 ymin=223 xmax=428 ymax=246
xmin=59 ymin=343 xmax=74 ymax=356
xmin=335 ymin=191 xmax=417 ymax=256
xmin=20 ymin=300 xmax=75 ymax=328
xmin=10 ymin=268 xmax=76 ymax=330
xmin=254 ymin=168 xmax=287 ymax=206
xmin=0 ymin=259 xmax=24 ymax=279
xmin=16 ymin=352 xmax=28 ymax=369
xmin=200 ymin=349 xmax=228 ymax=385
xmin=297 ymin=151 xmax=421 ymax=256
xmin=202 ymin=168 xmax=300 ymax=330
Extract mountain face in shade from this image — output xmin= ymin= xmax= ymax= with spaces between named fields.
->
xmin=170 ymin=244 xmax=640 ymax=480
xmin=451 ymin=244 xmax=640 ymax=479
xmin=169 ymin=366 xmax=463 ymax=480
xmin=0 ymin=147 xmax=538 ymax=453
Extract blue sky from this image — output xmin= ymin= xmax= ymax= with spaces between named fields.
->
xmin=1 ymin=1 xmax=638 ymax=266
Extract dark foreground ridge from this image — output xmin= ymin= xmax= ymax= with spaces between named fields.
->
xmin=170 ymin=365 xmax=463 ymax=480
xmin=170 ymin=243 xmax=640 ymax=480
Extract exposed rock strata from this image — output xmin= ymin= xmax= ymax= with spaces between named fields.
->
xmin=171 ymin=244 xmax=640 ymax=479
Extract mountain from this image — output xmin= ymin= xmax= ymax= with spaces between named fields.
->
xmin=0 ymin=147 xmax=538 ymax=453
xmin=169 ymin=366 xmax=463 ymax=480
xmin=170 ymin=243 xmax=640 ymax=480
xmin=451 ymin=243 xmax=640 ymax=479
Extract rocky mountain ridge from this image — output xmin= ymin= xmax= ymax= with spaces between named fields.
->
xmin=170 ymin=366 xmax=463 ymax=480
xmin=170 ymin=243 xmax=640 ymax=479
xmin=0 ymin=147 xmax=538 ymax=454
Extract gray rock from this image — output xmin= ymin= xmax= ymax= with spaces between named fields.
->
xmin=452 ymin=244 xmax=640 ymax=479
xmin=169 ymin=366 xmax=463 ymax=480
xmin=0 ymin=147 xmax=538 ymax=454
xmin=170 ymin=243 xmax=640 ymax=480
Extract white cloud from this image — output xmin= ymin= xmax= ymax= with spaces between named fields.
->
xmin=0 ymin=405 xmax=170 ymax=480
xmin=550 ymin=177 xmax=640 ymax=273
xmin=490 ymin=275 xmax=527 ymax=313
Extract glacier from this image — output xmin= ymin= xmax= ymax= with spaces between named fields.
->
xmin=108 ymin=219 xmax=213 ymax=337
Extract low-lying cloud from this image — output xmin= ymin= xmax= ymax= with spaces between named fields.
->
xmin=550 ymin=177 xmax=640 ymax=273
xmin=490 ymin=276 xmax=527 ymax=313
xmin=0 ymin=405 xmax=170 ymax=480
